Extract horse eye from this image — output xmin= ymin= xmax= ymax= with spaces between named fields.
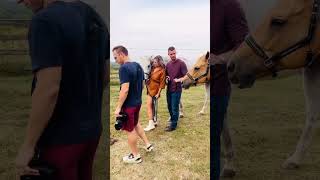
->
xmin=271 ymin=17 xmax=287 ymax=26
xmin=194 ymin=67 xmax=200 ymax=71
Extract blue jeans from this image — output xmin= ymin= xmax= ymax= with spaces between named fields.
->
xmin=166 ymin=91 xmax=182 ymax=129
xmin=211 ymin=96 xmax=230 ymax=179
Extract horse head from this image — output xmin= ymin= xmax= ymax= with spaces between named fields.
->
xmin=182 ymin=51 xmax=210 ymax=89
xmin=228 ymin=0 xmax=320 ymax=88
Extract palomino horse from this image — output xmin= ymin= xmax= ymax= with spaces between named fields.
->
xmin=228 ymin=0 xmax=320 ymax=170
xmin=182 ymin=52 xmax=210 ymax=115
xmin=183 ymin=52 xmax=235 ymax=177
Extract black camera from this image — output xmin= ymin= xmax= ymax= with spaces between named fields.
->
xmin=20 ymin=159 xmax=56 ymax=180
xmin=115 ymin=112 xmax=128 ymax=130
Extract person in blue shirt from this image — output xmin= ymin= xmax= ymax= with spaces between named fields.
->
xmin=15 ymin=0 xmax=108 ymax=179
xmin=113 ymin=45 xmax=154 ymax=164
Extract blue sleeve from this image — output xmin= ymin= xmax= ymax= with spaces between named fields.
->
xmin=119 ymin=66 xmax=130 ymax=84
xmin=29 ymin=17 xmax=62 ymax=72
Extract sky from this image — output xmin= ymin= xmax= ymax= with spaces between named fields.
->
xmin=110 ymin=0 xmax=210 ymax=65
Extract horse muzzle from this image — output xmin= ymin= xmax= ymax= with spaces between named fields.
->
xmin=228 ymin=61 xmax=256 ymax=89
xmin=181 ymin=80 xmax=192 ymax=89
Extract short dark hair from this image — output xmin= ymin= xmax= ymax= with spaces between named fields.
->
xmin=112 ymin=45 xmax=128 ymax=56
xmin=168 ymin=46 xmax=175 ymax=52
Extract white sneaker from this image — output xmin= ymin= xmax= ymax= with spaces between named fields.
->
xmin=144 ymin=120 xmax=156 ymax=131
xmin=144 ymin=144 xmax=154 ymax=152
xmin=123 ymin=153 xmax=142 ymax=164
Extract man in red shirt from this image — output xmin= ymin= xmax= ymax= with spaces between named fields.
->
xmin=211 ymin=0 xmax=249 ymax=178
xmin=165 ymin=46 xmax=188 ymax=131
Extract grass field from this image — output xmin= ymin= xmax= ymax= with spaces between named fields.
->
xmin=0 ymin=1 xmax=31 ymax=19
xmin=223 ymin=73 xmax=320 ymax=179
xmin=0 ymin=74 xmax=108 ymax=179
xmin=0 ymin=24 xmax=29 ymax=76
xmin=109 ymin=68 xmax=210 ymax=179
xmin=2 ymin=53 xmax=318 ymax=179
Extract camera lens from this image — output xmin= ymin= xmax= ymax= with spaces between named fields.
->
xmin=114 ymin=121 xmax=122 ymax=130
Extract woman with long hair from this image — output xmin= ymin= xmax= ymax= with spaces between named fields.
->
xmin=144 ymin=55 xmax=166 ymax=131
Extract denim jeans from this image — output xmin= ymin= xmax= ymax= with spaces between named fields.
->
xmin=166 ymin=91 xmax=182 ymax=129
xmin=211 ymin=95 xmax=230 ymax=179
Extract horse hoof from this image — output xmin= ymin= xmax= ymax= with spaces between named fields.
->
xmin=221 ymin=168 xmax=236 ymax=178
xmin=282 ymin=159 xmax=300 ymax=169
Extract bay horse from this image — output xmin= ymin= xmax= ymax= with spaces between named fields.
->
xmin=228 ymin=0 xmax=320 ymax=170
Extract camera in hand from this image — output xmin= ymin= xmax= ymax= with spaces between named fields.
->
xmin=20 ymin=158 xmax=56 ymax=180
xmin=115 ymin=112 xmax=128 ymax=130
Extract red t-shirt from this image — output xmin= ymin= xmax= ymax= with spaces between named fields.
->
xmin=166 ymin=59 xmax=188 ymax=92
xmin=211 ymin=0 xmax=249 ymax=96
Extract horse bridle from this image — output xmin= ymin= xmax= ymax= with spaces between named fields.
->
xmin=186 ymin=62 xmax=210 ymax=86
xmin=245 ymin=0 xmax=320 ymax=77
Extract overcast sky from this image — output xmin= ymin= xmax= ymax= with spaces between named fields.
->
xmin=110 ymin=0 xmax=210 ymax=64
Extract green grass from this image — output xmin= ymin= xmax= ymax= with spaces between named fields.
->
xmin=0 ymin=24 xmax=30 ymax=76
xmin=110 ymin=83 xmax=210 ymax=179
xmin=223 ymin=74 xmax=320 ymax=179
xmin=110 ymin=67 xmax=119 ymax=86
xmin=0 ymin=74 xmax=108 ymax=179
xmin=0 ymin=0 xmax=32 ymax=19
xmin=2 ymin=62 xmax=317 ymax=179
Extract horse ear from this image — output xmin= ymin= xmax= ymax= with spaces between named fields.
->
xmin=205 ymin=51 xmax=210 ymax=59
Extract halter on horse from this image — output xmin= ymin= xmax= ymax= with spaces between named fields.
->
xmin=244 ymin=0 xmax=320 ymax=77
xmin=184 ymin=52 xmax=210 ymax=86
xmin=225 ymin=0 xmax=320 ymax=172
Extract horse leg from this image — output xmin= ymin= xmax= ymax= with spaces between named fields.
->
xmin=179 ymin=99 xmax=184 ymax=118
xmin=282 ymin=63 xmax=320 ymax=169
xmin=199 ymin=83 xmax=210 ymax=115
xmin=221 ymin=113 xmax=236 ymax=177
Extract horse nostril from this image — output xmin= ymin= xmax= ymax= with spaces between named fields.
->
xmin=228 ymin=62 xmax=235 ymax=73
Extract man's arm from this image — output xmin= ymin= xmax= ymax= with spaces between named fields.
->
xmin=174 ymin=61 xmax=188 ymax=82
xmin=210 ymin=51 xmax=233 ymax=65
xmin=16 ymin=67 xmax=61 ymax=175
xmin=225 ymin=0 xmax=249 ymax=51
xmin=115 ymin=83 xmax=129 ymax=115
xmin=25 ymin=67 xmax=61 ymax=148
xmin=210 ymin=0 xmax=249 ymax=65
